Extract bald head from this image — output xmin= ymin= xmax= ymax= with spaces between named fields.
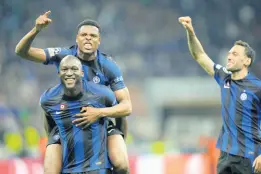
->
xmin=60 ymin=55 xmax=82 ymax=71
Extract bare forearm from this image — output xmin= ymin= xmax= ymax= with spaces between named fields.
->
xmin=15 ymin=27 xmax=39 ymax=57
xmin=186 ymin=30 xmax=206 ymax=59
xmin=101 ymin=100 xmax=131 ymax=118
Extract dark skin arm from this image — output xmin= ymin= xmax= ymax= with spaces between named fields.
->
xmin=15 ymin=11 xmax=52 ymax=62
xmin=73 ymin=87 xmax=132 ymax=138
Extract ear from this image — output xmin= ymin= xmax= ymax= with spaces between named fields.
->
xmin=245 ymin=57 xmax=251 ymax=67
xmin=76 ymin=34 xmax=79 ymax=43
xmin=98 ymin=35 xmax=101 ymax=46
xmin=58 ymin=71 xmax=61 ymax=78
xmin=81 ymin=70 xmax=84 ymax=77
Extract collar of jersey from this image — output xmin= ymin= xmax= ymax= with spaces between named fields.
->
xmin=72 ymin=44 xmax=102 ymax=61
xmin=62 ymin=91 xmax=83 ymax=101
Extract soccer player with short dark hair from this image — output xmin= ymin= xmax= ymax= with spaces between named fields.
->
xmin=15 ymin=11 xmax=131 ymax=174
xmin=179 ymin=16 xmax=261 ymax=174
xmin=41 ymin=55 xmax=115 ymax=174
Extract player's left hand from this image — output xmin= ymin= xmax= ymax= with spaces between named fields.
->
xmin=253 ymin=155 xmax=261 ymax=173
xmin=73 ymin=107 xmax=103 ymax=129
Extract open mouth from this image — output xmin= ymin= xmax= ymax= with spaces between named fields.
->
xmin=65 ymin=78 xmax=75 ymax=83
xmin=84 ymin=43 xmax=92 ymax=49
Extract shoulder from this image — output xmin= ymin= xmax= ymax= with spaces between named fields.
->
xmin=40 ymin=84 xmax=63 ymax=106
xmin=214 ymin=64 xmax=231 ymax=74
xmin=46 ymin=45 xmax=75 ymax=56
xmin=99 ymin=52 xmax=120 ymax=69
xmin=85 ymin=81 xmax=113 ymax=96
xmin=247 ymin=73 xmax=261 ymax=87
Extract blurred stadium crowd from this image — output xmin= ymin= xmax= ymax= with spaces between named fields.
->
xmin=0 ymin=0 xmax=261 ymax=165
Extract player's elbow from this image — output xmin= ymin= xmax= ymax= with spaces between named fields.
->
xmin=124 ymin=102 xmax=132 ymax=116
xmin=15 ymin=46 xmax=26 ymax=58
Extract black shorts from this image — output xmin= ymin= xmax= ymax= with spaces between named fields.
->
xmin=47 ymin=119 xmax=123 ymax=146
xmin=62 ymin=168 xmax=112 ymax=174
xmin=217 ymin=151 xmax=253 ymax=174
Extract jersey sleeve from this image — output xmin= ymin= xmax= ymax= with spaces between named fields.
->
xmin=43 ymin=47 xmax=72 ymax=65
xmin=104 ymin=58 xmax=126 ymax=91
xmin=213 ymin=64 xmax=231 ymax=85
xmin=40 ymin=91 xmax=57 ymax=135
xmin=39 ymin=91 xmax=49 ymax=111
xmin=100 ymin=86 xmax=117 ymax=107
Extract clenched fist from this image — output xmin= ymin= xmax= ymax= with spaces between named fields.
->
xmin=178 ymin=16 xmax=194 ymax=33
xmin=35 ymin=11 xmax=52 ymax=32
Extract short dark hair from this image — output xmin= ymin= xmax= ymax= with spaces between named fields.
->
xmin=234 ymin=40 xmax=255 ymax=67
xmin=77 ymin=19 xmax=100 ymax=33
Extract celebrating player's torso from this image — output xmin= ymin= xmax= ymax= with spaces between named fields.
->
xmin=214 ymin=64 xmax=261 ymax=161
xmin=40 ymin=80 xmax=116 ymax=173
xmin=43 ymin=45 xmax=125 ymax=91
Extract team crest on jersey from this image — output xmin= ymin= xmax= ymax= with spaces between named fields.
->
xmin=60 ymin=104 xmax=67 ymax=110
xmin=240 ymin=91 xmax=247 ymax=101
xmin=93 ymin=76 xmax=100 ymax=83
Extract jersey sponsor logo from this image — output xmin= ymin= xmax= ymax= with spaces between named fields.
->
xmin=240 ymin=92 xmax=247 ymax=101
xmin=48 ymin=48 xmax=61 ymax=57
xmin=93 ymin=76 xmax=100 ymax=83
xmin=113 ymin=76 xmax=123 ymax=83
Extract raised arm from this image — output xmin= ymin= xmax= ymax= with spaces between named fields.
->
xmin=15 ymin=11 xmax=52 ymax=62
xmin=179 ymin=16 xmax=215 ymax=76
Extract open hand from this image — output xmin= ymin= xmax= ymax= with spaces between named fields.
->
xmin=72 ymin=106 xmax=103 ymax=129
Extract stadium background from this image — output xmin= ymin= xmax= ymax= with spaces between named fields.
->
xmin=0 ymin=0 xmax=261 ymax=173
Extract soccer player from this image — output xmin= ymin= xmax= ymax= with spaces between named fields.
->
xmin=41 ymin=55 xmax=116 ymax=174
xmin=179 ymin=16 xmax=261 ymax=174
xmin=15 ymin=11 xmax=131 ymax=174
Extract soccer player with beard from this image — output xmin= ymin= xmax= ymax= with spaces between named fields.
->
xmin=16 ymin=11 xmax=131 ymax=174
xmin=179 ymin=16 xmax=261 ymax=174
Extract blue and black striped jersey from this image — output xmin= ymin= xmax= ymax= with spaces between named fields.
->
xmin=40 ymin=80 xmax=116 ymax=173
xmin=43 ymin=45 xmax=125 ymax=91
xmin=214 ymin=64 xmax=261 ymax=162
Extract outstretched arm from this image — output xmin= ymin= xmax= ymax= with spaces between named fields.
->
xmin=179 ymin=16 xmax=215 ymax=76
xmin=15 ymin=11 xmax=52 ymax=62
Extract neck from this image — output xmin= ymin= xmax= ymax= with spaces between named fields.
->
xmin=231 ymin=68 xmax=248 ymax=80
xmin=64 ymin=82 xmax=83 ymax=97
xmin=77 ymin=49 xmax=97 ymax=61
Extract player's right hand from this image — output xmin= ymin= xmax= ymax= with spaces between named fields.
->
xmin=35 ymin=11 xmax=52 ymax=32
xmin=178 ymin=16 xmax=194 ymax=33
